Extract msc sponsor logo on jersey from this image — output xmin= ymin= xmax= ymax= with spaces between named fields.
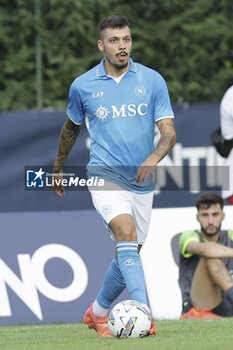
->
xmin=95 ymin=105 xmax=110 ymax=121
xmin=94 ymin=103 xmax=148 ymax=121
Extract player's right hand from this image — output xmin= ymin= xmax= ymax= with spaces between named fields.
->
xmin=53 ymin=170 xmax=65 ymax=197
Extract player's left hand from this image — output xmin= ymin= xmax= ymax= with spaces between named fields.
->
xmin=136 ymin=155 xmax=157 ymax=184
xmin=53 ymin=170 xmax=65 ymax=197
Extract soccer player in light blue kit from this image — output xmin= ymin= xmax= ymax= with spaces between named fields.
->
xmin=53 ymin=15 xmax=176 ymax=337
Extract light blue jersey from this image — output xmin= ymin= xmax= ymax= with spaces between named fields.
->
xmin=67 ymin=58 xmax=174 ymax=192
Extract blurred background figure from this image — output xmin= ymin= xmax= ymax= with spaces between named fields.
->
xmin=220 ymin=85 xmax=233 ymax=205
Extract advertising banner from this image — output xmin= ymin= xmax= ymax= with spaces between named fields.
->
xmin=0 ymin=210 xmax=130 ymax=325
xmin=0 ymin=103 xmax=227 ymax=212
xmin=0 ymin=104 xmax=231 ymax=324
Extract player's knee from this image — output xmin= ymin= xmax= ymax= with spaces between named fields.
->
xmin=114 ymin=223 xmax=136 ymax=241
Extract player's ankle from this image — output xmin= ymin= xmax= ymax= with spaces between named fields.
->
xmin=93 ymin=299 xmax=109 ymax=317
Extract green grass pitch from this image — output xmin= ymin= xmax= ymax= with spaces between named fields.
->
xmin=0 ymin=318 xmax=233 ymax=350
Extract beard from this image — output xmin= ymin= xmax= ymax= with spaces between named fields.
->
xmin=106 ymin=54 xmax=129 ymax=71
xmin=114 ymin=62 xmax=129 ymax=70
xmin=201 ymin=224 xmax=221 ymax=237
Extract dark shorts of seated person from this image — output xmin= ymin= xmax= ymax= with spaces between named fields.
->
xmin=182 ymin=296 xmax=233 ymax=317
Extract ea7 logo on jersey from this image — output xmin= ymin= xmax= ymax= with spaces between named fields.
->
xmin=92 ymin=91 xmax=104 ymax=98
xmin=94 ymin=103 xmax=148 ymax=121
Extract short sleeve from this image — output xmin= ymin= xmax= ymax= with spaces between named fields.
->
xmin=179 ymin=230 xmax=200 ymax=258
xmin=153 ymin=75 xmax=174 ymax=122
xmin=66 ymin=80 xmax=85 ymax=125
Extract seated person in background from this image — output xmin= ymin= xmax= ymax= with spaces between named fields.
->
xmin=178 ymin=192 xmax=233 ymax=319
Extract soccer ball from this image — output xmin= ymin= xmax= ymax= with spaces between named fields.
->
xmin=108 ymin=300 xmax=152 ymax=338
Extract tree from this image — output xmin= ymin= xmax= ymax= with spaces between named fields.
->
xmin=0 ymin=0 xmax=232 ymax=110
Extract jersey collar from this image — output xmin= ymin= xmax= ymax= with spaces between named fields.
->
xmin=96 ymin=58 xmax=137 ymax=78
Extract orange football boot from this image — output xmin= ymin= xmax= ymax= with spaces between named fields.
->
xmin=84 ymin=303 xmax=113 ymax=337
xmin=148 ymin=319 xmax=157 ymax=335
xmin=180 ymin=306 xmax=221 ymax=319
xmin=200 ymin=308 xmax=222 ymax=319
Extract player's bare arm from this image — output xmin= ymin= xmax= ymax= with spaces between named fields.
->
xmin=186 ymin=240 xmax=233 ymax=259
xmin=53 ymin=117 xmax=81 ymax=197
xmin=136 ymin=118 xmax=176 ymax=184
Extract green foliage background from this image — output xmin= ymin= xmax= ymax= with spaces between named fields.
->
xmin=0 ymin=0 xmax=233 ymax=111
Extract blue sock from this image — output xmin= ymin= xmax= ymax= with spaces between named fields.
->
xmin=116 ymin=241 xmax=148 ymax=305
xmin=96 ymin=258 xmax=126 ymax=309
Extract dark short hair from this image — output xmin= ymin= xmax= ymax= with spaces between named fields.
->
xmin=195 ymin=192 xmax=224 ymax=210
xmin=98 ymin=15 xmax=130 ymax=39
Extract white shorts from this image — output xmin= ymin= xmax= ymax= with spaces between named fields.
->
xmin=89 ymin=182 xmax=153 ymax=245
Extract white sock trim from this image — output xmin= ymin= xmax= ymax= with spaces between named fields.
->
xmin=93 ymin=299 xmax=109 ymax=317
